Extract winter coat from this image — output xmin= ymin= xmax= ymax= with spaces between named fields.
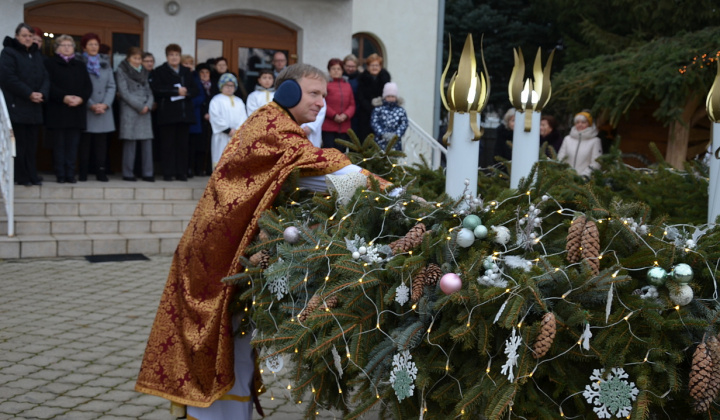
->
xmin=0 ymin=36 xmax=49 ymax=125
xmin=189 ymin=72 xmax=209 ymax=135
xmin=44 ymin=54 xmax=92 ymax=130
xmin=370 ymin=98 xmax=407 ymax=151
xmin=494 ymin=123 xmax=513 ymax=161
xmin=115 ymin=59 xmax=154 ymax=140
xmin=541 ymin=129 xmax=563 ymax=155
xmin=80 ymin=53 xmax=116 ymax=133
xmin=150 ymin=62 xmax=198 ymax=126
xmin=557 ymin=124 xmax=603 ymax=177
xmin=322 ymin=77 xmax=355 ymax=134
xmin=355 ymin=68 xmax=391 ymax=140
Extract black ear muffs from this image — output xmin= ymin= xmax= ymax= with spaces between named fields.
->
xmin=273 ymin=79 xmax=302 ymax=108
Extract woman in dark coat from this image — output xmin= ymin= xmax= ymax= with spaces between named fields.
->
xmin=355 ymin=53 xmax=391 ymax=141
xmin=540 ymin=114 xmax=562 ymax=156
xmin=78 ymin=32 xmax=116 ymax=182
xmin=44 ymin=34 xmax=92 ymax=184
xmin=150 ymin=43 xmax=198 ymax=181
xmin=0 ymin=23 xmax=49 ymax=186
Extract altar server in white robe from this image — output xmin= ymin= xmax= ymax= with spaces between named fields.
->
xmin=209 ymin=73 xmax=247 ymax=169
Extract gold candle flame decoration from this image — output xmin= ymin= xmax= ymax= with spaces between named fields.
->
xmin=707 ymin=59 xmax=720 ymax=123
xmin=508 ymin=47 xmax=555 ymax=132
xmin=440 ymin=34 xmax=491 ymax=146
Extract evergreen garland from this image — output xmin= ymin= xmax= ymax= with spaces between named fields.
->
xmin=224 ymin=137 xmax=720 ymax=419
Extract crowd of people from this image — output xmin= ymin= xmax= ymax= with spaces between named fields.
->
xmin=0 ymin=23 xmax=411 ymax=187
xmin=493 ymin=108 xmax=604 ymax=177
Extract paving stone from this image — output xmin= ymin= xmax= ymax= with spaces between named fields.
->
xmin=44 ymin=395 xmax=91 ymax=408
xmin=111 ymin=202 xmax=143 ymax=216
xmin=17 ymin=390 xmax=57 ymax=404
xmin=2 ymin=363 xmax=42 ymax=376
xmin=73 ymin=187 xmax=105 ymax=200
xmin=13 ymin=404 xmax=66 ymax=419
xmin=105 ymin=188 xmax=135 ymax=200
xmin=0 ymin=400 xmax=34 ymax=415
xmin=56 ymin=373 xmax=97 ymax=385
xmin=5 ymin=377 xmax=48 ymax=390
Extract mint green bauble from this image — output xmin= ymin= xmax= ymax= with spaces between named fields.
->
xmin=483 ymin=256 xmax=495 ymax=270
xmin=473 ymin=224 xmax=488 ymax=239
xmin=646 ymin=267 xmax=667 ymax=286
xmin=672 ymin=263 xmax=693 ymax=284
xmin=462 ymin=215 xmax=482 ymax=231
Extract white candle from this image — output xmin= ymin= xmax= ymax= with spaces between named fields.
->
xmin=445 ymin=112 xmax=480 ymax=199
xmin=709 ymin=123 xmax=720 ymax=224
xmin=510 ymin=110 xmax=540 ymax=189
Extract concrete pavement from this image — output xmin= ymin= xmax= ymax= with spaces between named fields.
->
xmin=0 ymin=255 xmax=348 ymax=419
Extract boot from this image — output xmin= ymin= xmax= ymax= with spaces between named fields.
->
xmin=96 ymin=167 xmax=109 ymax=182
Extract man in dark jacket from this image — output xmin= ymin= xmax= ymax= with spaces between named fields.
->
xmin=150 ymin=43 xmax=198 ymax=181
xmin=0 ymin=23 xmax=49 ymax=186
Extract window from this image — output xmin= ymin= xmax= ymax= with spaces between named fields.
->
xmin=352 ymin=33 xmax=383 ymax=66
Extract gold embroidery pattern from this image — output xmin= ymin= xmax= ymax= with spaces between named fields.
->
xmin=135 ymin=102 xmax=351 ymax=407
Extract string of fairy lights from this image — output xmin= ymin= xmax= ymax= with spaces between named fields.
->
xmin=242 ymin=153 xmax=719 ymax=418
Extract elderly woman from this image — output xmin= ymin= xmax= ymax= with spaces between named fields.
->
xmin=355 ymin=53 xmax=391 ymax=141
xmin=44 ymin=34 xmax=92 ymax=183
xmin=116 ymin=46 xmax=154 ymax=182
xmin=557 ymin=110 xmax=603 ymax=178
xmin=0 ymin=23 xmax=49 ymax=186
xmin=78 ymin=32 xmax=115 ymax=182
xmin=540 ymin=114 xmax=562 ymax=156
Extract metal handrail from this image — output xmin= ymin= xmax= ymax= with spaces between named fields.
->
xmin=0 ymin=91 xmax=15 ymax=237
xmin=400 ymin=118 xmax=446 ymax=169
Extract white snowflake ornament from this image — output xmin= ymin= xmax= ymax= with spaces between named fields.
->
xmin=265 ymin=354 xmax=284 ymax=373
xmin=500 ymin=328 xmax=522 ymax=382
xmin=331 ymin=345 xmax=344 ymax=378
xmin=395 ymin=283 xmax=410 ymax=306
xmin=267 ymin=275 xmax=288 ymax=300
xmin=583 ymin=367 xmax=639 ymax=418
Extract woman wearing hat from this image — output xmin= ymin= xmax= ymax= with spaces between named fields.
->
xmin=557 ymin=110 xmax=603 ymax=177
xmin=208 ymin=73 xmax=247 ymax=170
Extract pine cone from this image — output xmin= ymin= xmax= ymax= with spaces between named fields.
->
xmin=249 ymin=250 xmax=270 ymax=269
xmin=258 ymin=229 xmax=270 ymax=242
xmin=690 ymin=342 xmax=714 ymax=413
xmin=566 ymin=216 xmax=586 ymax=263
xmin=533 ymin=312 xmax=556 ymax=359
xmin=298 ymin=295 xmax=322 ymax=322
xmin=581 ymin=220 xmax=601 ymax=275
xmin=411 ymin=268 xmax=427 ymax=303
xmin=706 ymin=335 xmax=720 ymax=403
xmin=323 ymin=296 xmax=338 ymax=310
xmin=390 ymin=223 xmax=427 ymax=255
xmin=424 ymin=263 xmax=443 ymax=286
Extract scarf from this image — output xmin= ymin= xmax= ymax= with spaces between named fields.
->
xmin=118 ymin=59 xmax=149 ymax=85
xmin=59 ymin=53 xmax=74 ymax=63
xmin=201 ymin=79 xmax=212 ymax=95
xmin=84 ymin=52 xmax=100 ymax=76
xmin=224 ymin=93 xmax=235 ymax=107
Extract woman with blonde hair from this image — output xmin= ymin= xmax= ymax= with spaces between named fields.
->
xmin=557 ymin=110 xmax=603 ymax=177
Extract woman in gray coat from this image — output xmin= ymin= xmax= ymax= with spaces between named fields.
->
xmin=78 ymin=33 xmax=115 ymax=182
xmin=116 ymin=46 xmax=154 ymax=182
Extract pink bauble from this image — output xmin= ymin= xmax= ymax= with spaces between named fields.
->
xmin=440 ymin=273 xmax=462 ymax=295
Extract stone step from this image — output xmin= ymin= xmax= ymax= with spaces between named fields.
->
xmin=0 ymin=232 xmax=183 ymax=259
xmin=0 ymin=215 xmax=191 ymax=236
xmin=10 ymin=182 xmax=206 ymax=201
xmin=0 ymin=198 xmax=198 ymax=218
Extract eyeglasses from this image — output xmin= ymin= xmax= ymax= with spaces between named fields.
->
xmin=58 ymin=43 xmax=74 ymax=48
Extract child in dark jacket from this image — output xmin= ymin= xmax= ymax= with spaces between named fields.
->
xmin=370 ymin=82 xmax=408 ymax=151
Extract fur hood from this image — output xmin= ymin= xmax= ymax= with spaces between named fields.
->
xmin=371 ymin=96 xmax=404 ymax=107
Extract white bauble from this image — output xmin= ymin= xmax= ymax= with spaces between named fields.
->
xmin=456 ymin=228 xmax=475 ymax=248
xmin=669 ymin=284 xmax=694 ymax=306
xmin=358 ymin=246 xmax=367 ymax=255
xmin=352 ymin=251 xmax=361 ymax=260
xmin=283 ymin=226 xmax=300 ymax=244
xmin=492 ymin=226 xmax=511 ymax=245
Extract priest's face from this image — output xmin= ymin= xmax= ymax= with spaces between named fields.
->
xmin=290 ymin=76 xmax=327 ymax=125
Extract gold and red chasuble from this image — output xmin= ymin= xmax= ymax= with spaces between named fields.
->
xmin=135 ymin=102 xmax=351 ymax=407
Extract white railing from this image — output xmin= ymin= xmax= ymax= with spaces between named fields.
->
xmin=400 ymin=118 xmax=446 ymax=169
xmin=0 ymin=92 xmax=15 ymax=237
